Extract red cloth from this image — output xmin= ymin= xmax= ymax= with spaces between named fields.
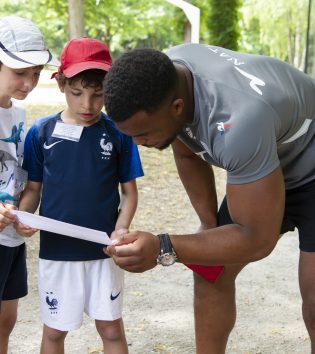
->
xmin=185 ymin=264 xmax=224 ymax=282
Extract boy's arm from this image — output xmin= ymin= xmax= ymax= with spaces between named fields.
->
xmin=19 ymin=181 xmax=42 ymax=213
xmin=15 ymin=181 xmax=42 ymax=237
xmin=114 ymin=180 xmax=138 ymax=233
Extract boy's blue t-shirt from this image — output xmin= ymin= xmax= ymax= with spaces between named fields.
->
xmin=23 ymin=112 xmax=144 ymax=261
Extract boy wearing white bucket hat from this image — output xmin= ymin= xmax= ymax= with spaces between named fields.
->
xmin=0 ymin=16 xmax=58 ymax=354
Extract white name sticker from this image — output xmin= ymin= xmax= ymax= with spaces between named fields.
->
xmin=52 ymin=121 xmax=84 ymax=142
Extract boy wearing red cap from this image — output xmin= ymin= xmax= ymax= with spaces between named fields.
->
xmin=15 ymin=37 xmax=143 ymax=353
xmin=0 ymin=16 xmax=58 ymax=353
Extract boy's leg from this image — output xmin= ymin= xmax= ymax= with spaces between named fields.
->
xmin=0 ymin=299 xmax=18 ymax=354
xmin=85 ymin=258 xmax=127 ymax=353
xmin=40 ymin=324 xmax=67 ymax=354
xmin=95 ymin=318 xmax=128 ymax=354
xmin=38 ymin=259 xmax=85 ymax=353
xmin=0 ymin=244 xmax=27 ymax=354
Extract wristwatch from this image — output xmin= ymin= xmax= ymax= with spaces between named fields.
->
xmin=156 ymin=233 xmax=177 ymax=266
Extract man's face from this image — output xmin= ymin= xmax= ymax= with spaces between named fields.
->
xmin=116 ymin=99 xmax=184 ymax=150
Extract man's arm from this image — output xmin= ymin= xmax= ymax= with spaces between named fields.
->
xmin=171 ymin=165 xmax=285 ymax=264
xmin=106 ymin=144 xmax=285 ymax=272
xmin=171 ymin=138 xmax=218 ymax=230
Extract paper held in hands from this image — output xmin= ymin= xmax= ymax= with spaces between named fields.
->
xmin=13 ymin=210 xmax=112 ymax=245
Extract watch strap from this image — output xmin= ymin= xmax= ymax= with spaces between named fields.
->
xmin=157 ymin=233 xmax=173 ymax=254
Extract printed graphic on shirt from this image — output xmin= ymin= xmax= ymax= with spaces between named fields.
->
xmin=184 ymin=127 xmax=195 ymax=139
xmin=0 ymin=150 xmax=24 ymax=202
xmin=100 ymin=133 xmax=113 ymax=160
xmin=206 ymin=46 xmax=266 ymax=96
xmin=216 ymin=122 xmax=231 ymax=136
xmin=0 ymin=150 xmax=16 ymax=172
xmin=0 ymin=122 xmax=24 ymax=151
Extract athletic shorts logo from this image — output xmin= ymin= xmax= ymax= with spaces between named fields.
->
xmin=45 ymin=291 xmax=58 ymax=314
xmin=43 ymin=140 xmax=63 ymax=149
xmin=110 ymin=291 xmax=121 ymax=301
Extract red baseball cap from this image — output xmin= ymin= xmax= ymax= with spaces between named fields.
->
xmin=52 ymin=37 xmax=112 ymax=78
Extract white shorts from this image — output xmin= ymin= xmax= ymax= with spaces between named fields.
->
xmin=38 ymin=258 xmax=124 ymax=331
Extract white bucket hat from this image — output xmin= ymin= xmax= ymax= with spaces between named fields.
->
xmin=0 ymin=16 xmax=59 ymax=68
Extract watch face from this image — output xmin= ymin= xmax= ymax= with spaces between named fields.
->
xmin=158 ymin=253 xmax=177 ymax=266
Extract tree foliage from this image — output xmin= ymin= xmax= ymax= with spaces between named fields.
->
xmin=0 ymin=0 xmax=313 ymax=69
xmin=207 ymin=0 xmax=242 ymax=50
xmin=0 ymin=0 xmax=186 ymax=58
xmin=241 ymin=0 xmax=311 ymax=69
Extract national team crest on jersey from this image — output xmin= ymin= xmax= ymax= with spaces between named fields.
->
xmin=45 ymin=291 xmax=58 ymax=314
xmin=100 ymin=133 xmax=113 ymax=160
xmin=217 ymin=122 xmax=231 ymax=136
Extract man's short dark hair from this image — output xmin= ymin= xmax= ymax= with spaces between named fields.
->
xmin=104 ymin=48 xmax=177 ymax=122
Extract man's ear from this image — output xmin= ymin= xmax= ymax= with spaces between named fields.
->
xmin=171 ymin=98 xmax=184 ymax=117
xmin=55 ymin=76 xmax=65 ymax=93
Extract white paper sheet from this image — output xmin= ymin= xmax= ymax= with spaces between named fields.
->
xmin=13 ymin=210 xmax=112 ymax=245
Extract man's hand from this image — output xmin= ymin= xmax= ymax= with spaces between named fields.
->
xmin=105 ymin=231 xmax=160 ymax=273
xmin=0 ymin=203 xmax=18 ymax=231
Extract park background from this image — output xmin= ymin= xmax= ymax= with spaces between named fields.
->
xmin=1 ymin=0 xmax=314 ymax=353
xmin=1 ymin=0 xmax=315 ymax=74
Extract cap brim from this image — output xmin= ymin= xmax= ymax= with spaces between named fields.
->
xmin=62 ymin=61 xmax=111 ymax=78
xmin=0 ymin=48 xmax=60 ymax=68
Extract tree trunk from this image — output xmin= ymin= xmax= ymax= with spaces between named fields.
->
xmin=68 ymin=0 xmax=85 ymax=38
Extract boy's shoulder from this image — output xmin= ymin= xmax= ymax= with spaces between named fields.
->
xmin=100 ymin=112 xmax=128 ymax=138
xmin=100 ymin=111 xmax=113 ymax=125
xmin=32 ymin=112 xmax=61 ymax=128
xmin=10 ymin=99 xmax=26 ymax=115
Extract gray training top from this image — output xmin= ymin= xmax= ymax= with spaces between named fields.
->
xmin=168 ymin=44 xmax=315 ymax=189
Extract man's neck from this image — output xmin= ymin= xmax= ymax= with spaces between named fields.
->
xmin=174 ymin=63 xmax=194 ymax=125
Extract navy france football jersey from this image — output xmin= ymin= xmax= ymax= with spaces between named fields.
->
xmin=23 ymin=112 xmax=144 ymax=261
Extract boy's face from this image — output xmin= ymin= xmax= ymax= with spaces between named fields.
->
xmin=0 ymin=65 xmax=43 ymax=103
xmin=58 ymin=79 xmax=104 ymax=126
